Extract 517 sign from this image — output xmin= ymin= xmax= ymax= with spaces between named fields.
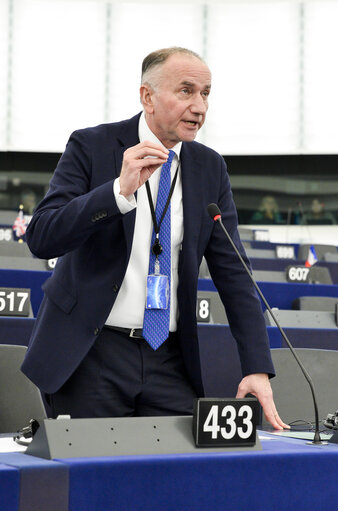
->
xmin=0 ymin=287 xmax=31 ymax=317
xmin=193 ymin=398 xmax=260 ymax=447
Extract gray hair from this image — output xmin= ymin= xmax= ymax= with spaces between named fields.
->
xmin=141 ymin=47 xmax=204 ymax=90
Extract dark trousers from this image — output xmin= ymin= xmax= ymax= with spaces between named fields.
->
xmin=46 ymin=327 xmax=198 ymax=418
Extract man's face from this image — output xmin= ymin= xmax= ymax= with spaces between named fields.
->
xmin=142 ymin=54 xmax=211 ymax=148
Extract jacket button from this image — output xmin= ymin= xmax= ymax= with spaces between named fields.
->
xmin=113 ymin=284 xmax=119 ymax=293
xmin=94 ymin=328 xmax=100 ymax=335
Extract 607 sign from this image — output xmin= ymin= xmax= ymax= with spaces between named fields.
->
xmin=193 ymin=398 xmax=259 ymax=447
xmin=0 ymin=287 xmax=31 ymax=317
xmin=286 ymin=265 xmax=310 ymax=283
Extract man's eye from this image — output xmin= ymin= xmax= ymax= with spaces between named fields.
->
xmin=182 ymin=88 xmax=190 ymax=94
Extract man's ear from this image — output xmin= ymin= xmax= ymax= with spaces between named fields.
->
xmin=140 ymin=84 xmax=154 ymax=113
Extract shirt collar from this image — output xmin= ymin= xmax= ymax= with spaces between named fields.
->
xmin=138 ymin=111 xmax=182 ymax=159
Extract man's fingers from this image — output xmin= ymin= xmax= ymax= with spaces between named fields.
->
xmin=271 ymin=412 xmax=290 ymax=430
xmin=236 ymin=391 xmax=288 ymax=430
xmin=236 ymin=374 xmax=289 ymax=431
xmin=263 ymin=407 xmax=285 ymax=431
xmin=137 ymin=140 xmax=169 ymax=153
xmin=138 ymin=163 xmax=162 ymax=182
xmin=260 ymin=395 xmax=290 ymax=430
xmin=235 ymin=388 xmax=246 ymax=399
xmin=119 ymin=141 xmax=171 ymax=197
xmin=125 ymin=141 xmax=169 ymax=161
xmin=123 ymin=155 xmax=168 ymax=174
xmin=135 ymin=157 xmax=168 ymax=170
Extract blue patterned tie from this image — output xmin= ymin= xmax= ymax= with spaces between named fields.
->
xmin=143 ymin=150 xmax=175 ymax=349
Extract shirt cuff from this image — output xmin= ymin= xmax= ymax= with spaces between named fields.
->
xmin=113 ymin=178 xmax=137 ymax=214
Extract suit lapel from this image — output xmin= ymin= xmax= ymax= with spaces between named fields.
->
xmin=114 ymin=113 xmax=141 ymax=257
xmin=180 ymin=143 xmax=203 ymax=251
xmin=114 ymin=113 xmax=141 ymax=179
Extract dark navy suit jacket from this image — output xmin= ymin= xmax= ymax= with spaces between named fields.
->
xmin=22 ymin=113 xmax=274 ymax=395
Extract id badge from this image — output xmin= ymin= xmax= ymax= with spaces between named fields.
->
xmin=146 ymin=274 xmax=169 ymax=310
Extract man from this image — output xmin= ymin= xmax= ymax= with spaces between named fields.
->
xmin=22 ymin=47 xmax=287 ymax=430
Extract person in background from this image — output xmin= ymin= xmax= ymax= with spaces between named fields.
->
xmin=20 ymin=189 xmax=37 ymax=215
xmin=301 ymin=198 xmax=336 ymax=225
xmin=250 ymin=195 xmax=283 ymax=225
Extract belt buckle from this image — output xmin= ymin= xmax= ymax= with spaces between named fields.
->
xmin=129 ymin=328 xmax=141 ymax=339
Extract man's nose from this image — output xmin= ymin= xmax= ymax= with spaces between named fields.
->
xmin=190 ymin=93 xmax=208 ymax=114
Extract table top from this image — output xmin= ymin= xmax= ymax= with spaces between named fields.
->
xmin=0 ymin=431 xmax=337 ymax=511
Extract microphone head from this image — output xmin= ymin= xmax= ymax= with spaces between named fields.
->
xmin=207 ymin=203 xmax=221 ymax=220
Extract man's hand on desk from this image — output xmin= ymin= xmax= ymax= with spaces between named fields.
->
xmin=236 ymin=373 xmax=290 ymax=431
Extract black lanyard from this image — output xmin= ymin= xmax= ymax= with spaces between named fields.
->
xmin=145 ymin=163 xmax=179 ymax=256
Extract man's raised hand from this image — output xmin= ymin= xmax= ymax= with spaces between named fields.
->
xmin=119 ymin=141 xmax=169 ymax=197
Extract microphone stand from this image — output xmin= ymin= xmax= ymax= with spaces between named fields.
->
xmin=208 ymin=203 xmax=326 ymax=445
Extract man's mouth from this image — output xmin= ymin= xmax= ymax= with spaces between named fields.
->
xmin=184 ymin=120 xmax=198 ymax=127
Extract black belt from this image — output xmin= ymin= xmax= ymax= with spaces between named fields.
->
xmin=104 ymin=325 xmax=178 ymax=342
xmin=104 ymin=325 xmax=144 ymax=339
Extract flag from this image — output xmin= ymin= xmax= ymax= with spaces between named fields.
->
xmin=305 ymin=245 xmax=318 ymax=267
xmin=12 ymin=205 xmax=27 ymax=239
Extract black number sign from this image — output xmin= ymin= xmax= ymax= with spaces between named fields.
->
xmin=286 ymin=265 xmax=310 ymax=283
xmin=197 ymin=298 xmax=211 ymax=323
xmin=193 ymin=398 xmax=260 ymax=447
xmin=0 ymin=287 xmax=31 ymax=317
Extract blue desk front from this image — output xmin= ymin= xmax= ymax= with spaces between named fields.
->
xmin=0 ymin=462 xmax=19 ymax=511
xmin=0 ymin=451 xmax=68 ymax=511
xmin=1 ymin=268 xmax=337 ymax=317
xmin=0 ymin=435 xmax=337 ymax=511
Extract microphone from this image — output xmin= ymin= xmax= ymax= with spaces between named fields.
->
xmin=207 ymin=203 xmax=326 ymax=445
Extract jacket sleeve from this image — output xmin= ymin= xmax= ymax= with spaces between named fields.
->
xmin=204 ymin=157 xmax=275 ymax=378
xmin=26 ymin=129 xmax=123 ymax=259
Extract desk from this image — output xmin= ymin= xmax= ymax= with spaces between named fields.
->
xmin=0 ymin=268 xmax=50 ymax=316
xmin=0 ymin=462 xmax=19 ymax=511
xmin=249 ymin=258 xmax=338 ymax=285
xmin=198 ymin=278 xmax=338 ymax=311
xmin=0 ymin=451 xmax=68 ymax=511
xmin=1 ymin=318 xmax=337 ymax=399
xmin=0 ymin=434 xmax=337 ymax=511
xmin=1 ymin=268 xmax=337 ymax=320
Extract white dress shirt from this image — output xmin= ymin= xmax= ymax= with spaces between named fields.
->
xmin=105 ymin=112 xmax=183 ymax=331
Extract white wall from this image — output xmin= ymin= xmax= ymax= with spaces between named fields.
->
xmin=1 ymin=0 xmax=338 ymax=154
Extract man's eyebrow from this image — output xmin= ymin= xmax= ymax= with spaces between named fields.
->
xmin=181 ymin=81 xmax=212 ymax=89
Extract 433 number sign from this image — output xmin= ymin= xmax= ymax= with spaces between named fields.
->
xmin=193 ymin=398 xmax=260 ymax=447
